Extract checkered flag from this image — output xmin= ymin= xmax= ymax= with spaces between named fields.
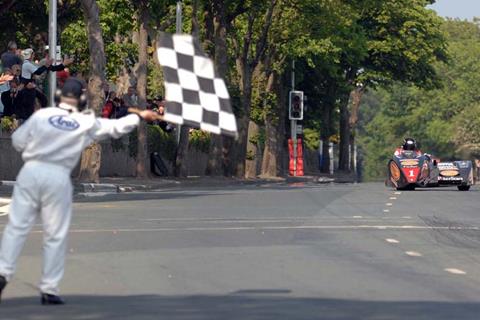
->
xmin=156 ymin=33 xmax=238 ymax=138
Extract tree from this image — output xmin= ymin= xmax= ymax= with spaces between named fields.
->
xmin=336 ymin=0 xmax=448 ymax=172
xmin=135 ymin=1 xmax=150 ymax=179
xmin=77 ymin=0 xmax=106 ymax=183
xmin=230 ymin=0 xmax=277 ymax=178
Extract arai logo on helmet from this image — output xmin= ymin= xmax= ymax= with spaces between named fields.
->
xmin=48 ymin=115 xmax=80 ymax=131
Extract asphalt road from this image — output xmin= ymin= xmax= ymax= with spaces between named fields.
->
xmin=1 ymin=182 xmax=480 ymax=319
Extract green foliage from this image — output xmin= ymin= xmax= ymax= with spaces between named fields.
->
xmin=61 ymin=0 xmax=138 ymax=79
xmin=0 ymin=117 xmax=17 ymax=132
xmin=189 ymin=129 xmax=211 ymax=153
xmin=303 ymin=128 xmax=320 ymax=151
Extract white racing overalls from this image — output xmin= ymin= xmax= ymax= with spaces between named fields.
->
xmin=0 ymin=103 xmax=140 ymax=294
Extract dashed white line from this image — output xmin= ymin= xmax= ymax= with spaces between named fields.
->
xmin=389 ymin=197 xmax=397 ymax=200
xmin=394 ymin=192 xmax=402 ymax=195
xmin=402 ymin=216 xmax=412 ymax=219
xmin=383 ymin=209 xmax=390 ymax=213
xmin=405 ymin=251 xmax=423 ymax=257
xmin=444 ymin=268 xmax=466 ymax=275
xmin=353 ymin=216 xmax=363 ymax=219
xmin=385 ymin=238 xmax=400 ymax=244
xmin=386 ymin=203 xmax=393 ymax=207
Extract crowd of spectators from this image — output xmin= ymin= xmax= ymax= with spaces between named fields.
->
xmin=101 ymin=85 xmax=173 ymax=133
xmin=1 ymin=40 xmax=172 ymax=135
xmin=0 ymin=40 xmax=72 ymax=125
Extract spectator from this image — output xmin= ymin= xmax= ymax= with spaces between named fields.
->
xmin=21 ymin=48 xmax=52 ymax=83
xmin=56 ymin=68 xmax=70 ymax=89
xmin=122 ymin=86 xmax=138 ymax=108
xmin=101 ymin=91 xmax=117 ymax=118
xmin=10 ymin=64 xmax=21 ymax=82
xmin=103 ymin=83 xmax=110 ymax=102
xmin=156 ymin=101 xmax=174 ymax=133
xmin=1 ymin=41 xmax=22 ymax=71
xmin=22 ymin=48 xmax=72 ymax=85
xmin=0 ymin=72 xmax=13 ymax=115
xmin=113 ymin=97 xmax=129 ymax=118
xmin=1 ymin=78 xmax=20 ymax=117
xmin=13 ymin=81 xmax=46 ymax=122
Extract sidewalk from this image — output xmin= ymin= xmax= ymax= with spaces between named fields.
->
xmin=0 ymin=173 xmax=357 ymax=196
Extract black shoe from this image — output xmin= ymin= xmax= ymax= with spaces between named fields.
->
xmin=41 ymin=293 xmax=65 ymax=305
xmin=0 ymin=275 xmax=6 ymax=303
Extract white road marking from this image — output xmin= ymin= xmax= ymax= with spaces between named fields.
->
xmin=394 ymin=192 xmax=402 ymax=195
xmin=385 ymin=238 xmax=400 ymax=244
xmin=389 ymin=197 xmax=397 ymax=200
xmin=383 ymin=209 xmax=390 ymax=213
xmin=444 ymin=268 xmax=466 ymax=275
xmin=0 ymin=198 xmax=11 ymax=216
xmin=405 ymin=251 xmax=423 ymax=257
xmin=142 ymin=217 xmax=314 ymax=222
xmin=140 ymin=217 xmax=414 ymax=223
xmin=386 ymin=203 xmax=393 ymax=206
xmin=12 ymin=224 xmax=480 ymax=234
xmin=402 ymin=216 xmax=412 ymax=219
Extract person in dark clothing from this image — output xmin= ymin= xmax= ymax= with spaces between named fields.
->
xmin=113 ymin=98 xmax=129 ymax=118
xmin=13 ymin=86 xmax=47 ymax=121
xmin=1 ymin=41 xmax=22 ymax=71
xmin=154 ymin=102 xmax=174 ymax=133
xmin=1 ymin=79 xmax=20 ymax=117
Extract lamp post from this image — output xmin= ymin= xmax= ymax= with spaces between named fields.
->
xmin=291 ymin=60 xmax=297 ymax=176
xmin=48 ymin=0 xmax=57 ymax=107
xmin=175 ymin=1 xmax=183 ymax=143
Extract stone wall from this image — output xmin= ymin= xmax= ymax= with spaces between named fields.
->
xmin=0 ymin=134 xmax=210 ymax=180
xmin=0 ymin=134 xmax=319 ymax=180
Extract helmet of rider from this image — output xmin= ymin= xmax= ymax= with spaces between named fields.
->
xmin=402 ymin=138 xmax=417 ymax=151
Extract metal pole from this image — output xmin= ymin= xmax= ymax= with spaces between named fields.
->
xmin=176 ymin=1 xmax=183 ymax=33
xmin=291 ymin=60 xmax=297 ymax=176
xmin=175 ymin=1 xmax=182 ymax=144
xmin=329 ymin=142 xmax=334 ymax=175
xmin=48 ymin=0 xmax=57 ymax=107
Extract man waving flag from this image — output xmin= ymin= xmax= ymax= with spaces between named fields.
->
xmin=156 ymin=33 xmax=238 ymax=138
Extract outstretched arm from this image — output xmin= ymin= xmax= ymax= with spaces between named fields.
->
xmin=0 ymin=73 xmax=13 ymax=85
xmin=89 ymin=109 xmax=158 ymax=141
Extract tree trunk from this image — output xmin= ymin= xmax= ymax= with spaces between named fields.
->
xmin=235 ymin=72 xmax=253 ymax=178
xmin=261 ymin=72 xmax=281 ymax=178
xmin=320 ymin=139 xmax=330 ymax=173
xmin=173 ymin=0 xmax=196 ymax=178
xmin=174 ymin=126 xmax=190 ymax=177
xmin=206 ymin=0 xmax=227 ymax=176
xmin=348 ymin=86 xmax=365 ymax=176
xmin=245 ymin=120 xmax=260 ymax=178
xmin=338 ymin=94 xmax=351 ymax=172
xmin=135 ymin=7 xmax=149 ymax=179
xmin=77 ymin=0 xmax=106 ymax=183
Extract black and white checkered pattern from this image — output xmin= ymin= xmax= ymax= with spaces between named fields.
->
xmin=156 ymin=33 xmax=238 ymax=138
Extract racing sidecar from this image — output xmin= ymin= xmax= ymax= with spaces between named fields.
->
xmin=386 ymin=150 xmax=473 ymax=191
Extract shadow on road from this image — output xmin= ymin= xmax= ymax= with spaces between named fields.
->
xmin=73 ymin=183 xmax=348 ymax=204
xmin=74 ymin=191 xmax=232 ymax=203
xmin=2 ymin=294 xmax=480 ymax=320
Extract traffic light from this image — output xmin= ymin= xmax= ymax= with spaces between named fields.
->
xmin=289 ymin=91 xmax=304 ymax=120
